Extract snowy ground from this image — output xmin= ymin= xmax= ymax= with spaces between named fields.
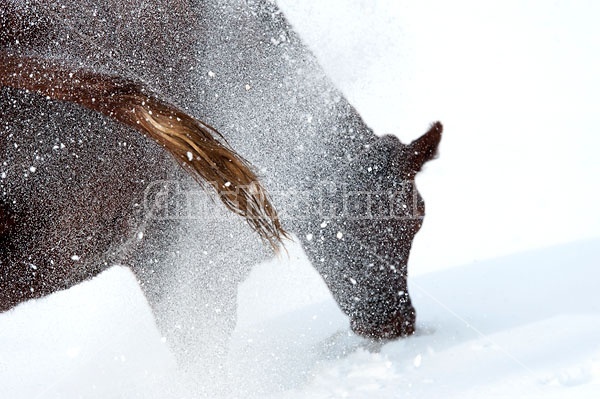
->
xmin=1 ymin=239 xmax=598 ymax=398
xmin=1 ymin=1 xmax=599 ymax=398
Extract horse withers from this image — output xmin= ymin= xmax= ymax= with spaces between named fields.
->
xmin=0 ymin=0 xmax=441 ymax=368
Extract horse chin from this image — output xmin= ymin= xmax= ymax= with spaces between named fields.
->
xmin=350 ymin=307 xmax=417 ymax=340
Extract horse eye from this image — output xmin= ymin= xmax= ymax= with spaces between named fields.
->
xmin=0 ymin=206 xmax=15 ymax=238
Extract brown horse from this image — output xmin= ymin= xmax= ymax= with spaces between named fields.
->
xmin=0 ymin=0 xmax=441 ymax=369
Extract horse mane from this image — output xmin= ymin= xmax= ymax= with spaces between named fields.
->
xmin=0 ymin=51 xmax=287 ymax=251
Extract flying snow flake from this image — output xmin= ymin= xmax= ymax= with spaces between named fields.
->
xmin=136 ymin=232 xmax=144 ymax=240
xmin=208 ymin=70 xmax=216 ymax=78
xmin=29 ymin=166 xmax=37 ymax=173
xmin=320 ymin=221 xmax=328 ymax=228
xmin=186 ymin=151 xmax=193 ymax=161
xmin=306 ymin=233 xmax=313 ymax=241
xmin=71 ymin=255 xmax=80 ymax=261
xmin=0 ymin=172 xmax=6 ymax=179
xmin=66 ymin=347 xmax=81 ymax=359
xmin=336 ymin=231 xmax=343 ymax=239
xmin=224 ymin=181 xmax=231 ymax=187
xmin=245 ymin=84 xmax=251 ymax=91
xmin=349 ymin=277 xmax=357 ymax=285
xmin=414 ymin=354 xmax=423 ymax=368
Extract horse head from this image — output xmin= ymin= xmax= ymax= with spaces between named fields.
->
xmin=299 ymin=122 xmax=442 ymax=339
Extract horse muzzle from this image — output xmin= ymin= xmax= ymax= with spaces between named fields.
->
xmin=350 ymin=306 xmax=417 ymax=340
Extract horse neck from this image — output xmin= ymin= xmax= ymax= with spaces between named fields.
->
xmin=184 ymin=2 xmax=380 ymax=189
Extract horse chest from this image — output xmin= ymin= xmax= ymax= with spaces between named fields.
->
xmin=0 ymin=90 xmax=180 ymax=310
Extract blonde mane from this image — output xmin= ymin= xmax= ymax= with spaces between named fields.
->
xmin=0 ymin=51 xmax=287 ymax=251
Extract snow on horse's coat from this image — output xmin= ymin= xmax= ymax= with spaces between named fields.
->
xmin=0 ymin=0 xmax=440 ymax=364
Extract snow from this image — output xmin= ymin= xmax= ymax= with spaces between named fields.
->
xmin=1 ymin=239 xmax=598 ymax=398
xmin=1 ymin=0 xmax=599 ymax=398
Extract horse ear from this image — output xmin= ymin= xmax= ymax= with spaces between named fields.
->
xmin=407 ymin=121 xmax=442 ymax=172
